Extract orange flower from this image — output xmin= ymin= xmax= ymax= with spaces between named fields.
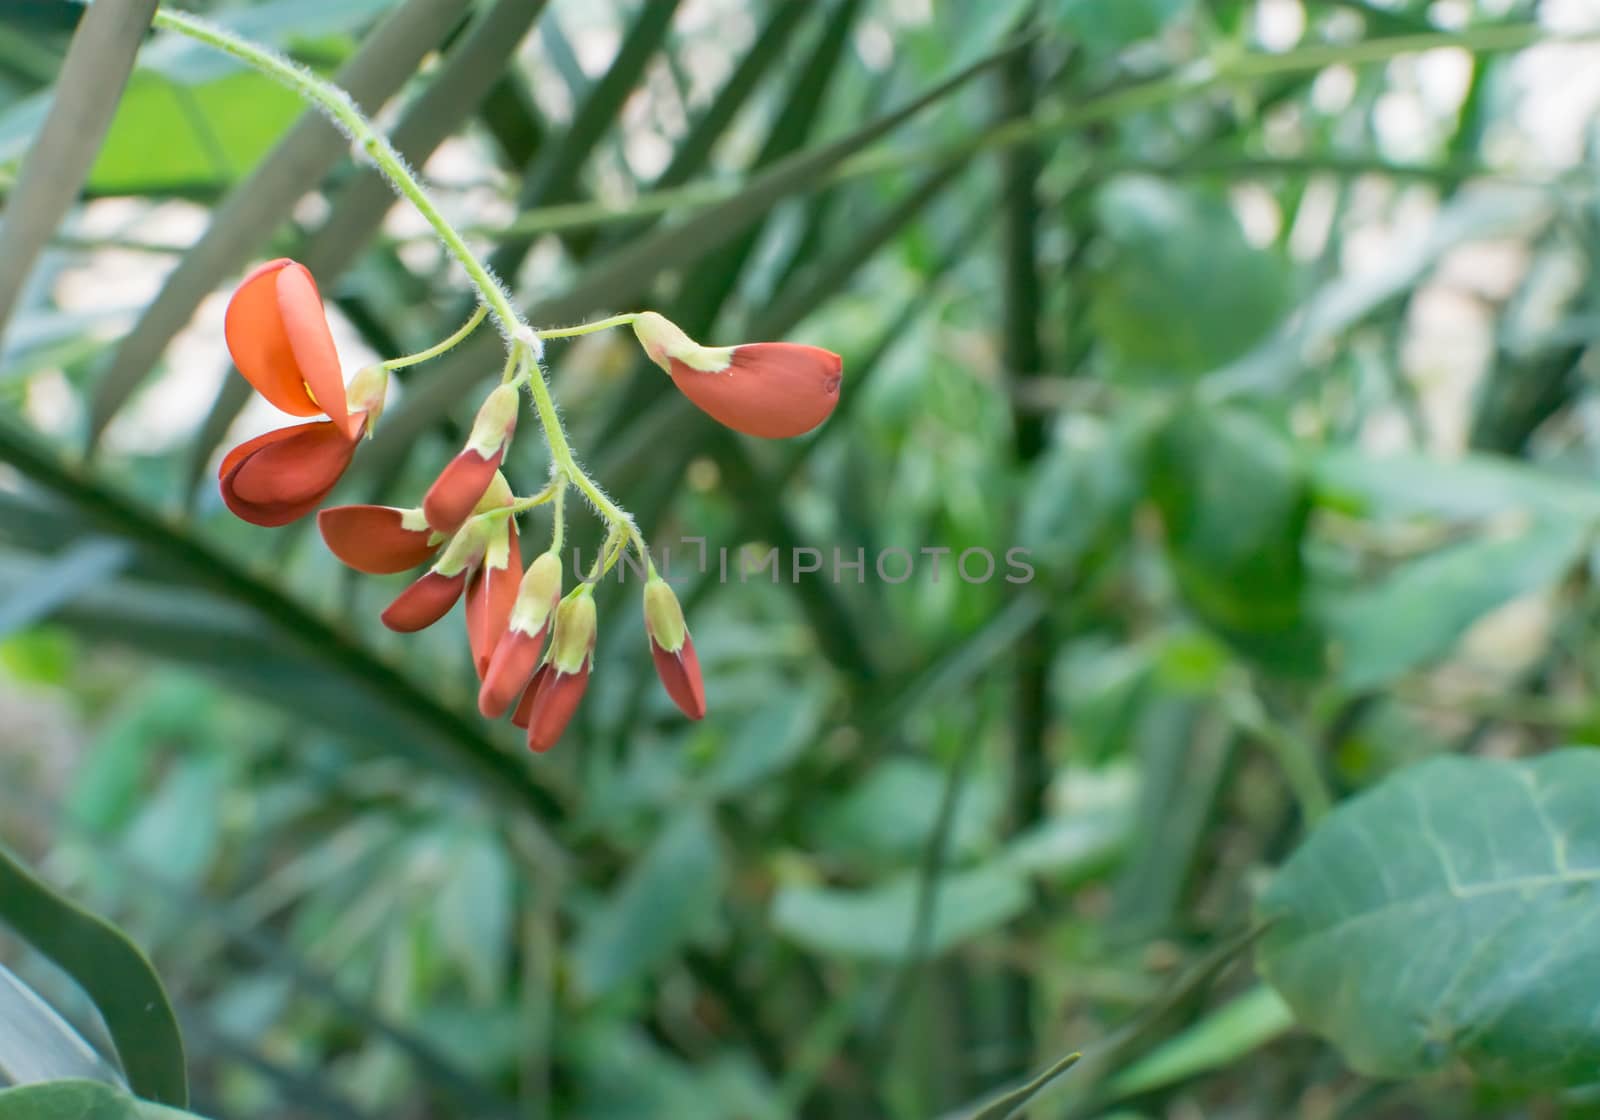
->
xmin=520 ymin=595 xmax=595 ymax=752
xmin=479 ymin=551 xmax=562 ymax=718
xmin=220 ymin=259 xmax=381 ymax=526
xmin=633 ymin=312 xmax=841 ymax=439
xmin=317 ymin=505 xmax=440 ymax=573
xmin=642 ymin=576 xmax=705 ymax=720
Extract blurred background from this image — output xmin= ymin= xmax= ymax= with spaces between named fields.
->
xmin=3 ymin=0 xmax=1600 ymax=1116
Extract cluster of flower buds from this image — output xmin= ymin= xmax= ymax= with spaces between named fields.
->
xmin=218 ymin=258 xmax=841 ymax=751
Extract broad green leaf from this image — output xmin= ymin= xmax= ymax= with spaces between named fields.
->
xmin=1326 ymin=517 xmax=1586 ymax=691
xmin=771 ymin=864 xmax=1029 ymax=961
xmin=1106 ymin=985 xmax=1294 ymax=1098
xmin=1259 ymin=749 xmax=1600 ymax=1086
xmin=1149 ymin=404 xmax=1321 ymax=673
xmin=0 ymin=847 xmax=186 ymax=1106
xmin=1091 ymin=177 xmax=1290 ymax=379
xmin=0 ymin=1080 xmax=207 ymax=1120
xmin=86 ymin=70 xmax=304 ymax=193
xmin=572 ymin=809 xmax=725 ymax=999
xmin=701 ymin=687 xmax=827 ymax=796
xmin=1018 ymin=414 xmax=1143 ymax=573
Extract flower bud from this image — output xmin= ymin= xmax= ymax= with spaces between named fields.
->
xmin=643 ymin=577 xmax=704 ymax=720
xmin=465 ymin=518 xmax=521 ymax=679
xmin=317 ymin=504 xmax=440 ymax=573
xmin=343 ymin=364 xmax=389 ymax=434
xmin=379 ymin=519 xmax=486 ymax=632
xmin=423 ymin=384 xmax=520 ymax=534
xmin=478 ymin=551 xmax=562 ymax=718
xmin=522 ymin=594 xmax=596 ymax=752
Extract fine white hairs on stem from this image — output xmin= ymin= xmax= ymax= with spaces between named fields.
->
xmin=514 ymin=324 xmax=545 ymax=363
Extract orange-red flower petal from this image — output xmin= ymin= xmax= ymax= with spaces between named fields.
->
xmin=650 ymin=632 xmax=706 ymax=721
xmin=316 ymin=505 xmax=438 ymax=574
xmin=225 ymin=258 xmax=352 ymax=436
xmin=524 ymin=663 xmax=590 ymax=753
xmin=422 ymin=447 xmax=505 ymax=536
xmin=380 ymin=569 xmax=469 ymax=632
xmin=219 ymin=420 xmax=358 ymax=527
xmin=510 ymin=665 xmax=547 ymax=729
xmin=669 ymin=342 xmax=841 ymax=439
xmin=465 ymin=526 xmax=521 ymax=679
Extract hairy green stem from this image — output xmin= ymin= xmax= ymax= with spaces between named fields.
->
xmin=149 ymin=8 xmax=639 ymax=549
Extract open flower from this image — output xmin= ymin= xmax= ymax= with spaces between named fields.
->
xmin=480 ymin=550 xmax=562 ymax=718
xmin=642 ymin=576 xmax=706 ymax=720
xmin=632 ymin=311 xmax=841 ymax=439
xmin=220 ymin=259 xmax=384 ymax=525
xmin=520 ymin=594 xmax=596 ymax=752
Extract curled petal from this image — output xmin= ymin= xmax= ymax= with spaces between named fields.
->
xmin=219 ymin=420 xmax=358 ymax=527
xmin=466 ymin=526 xmax=522 ymax=679
xmin=669 ymin=342 xmax=841 ymax=439
xmin=225 ymin=259 xmax=351 ymax=435
xmin=317 ymin=505 xmax=438 ymax=574
xmin=422 ymin=447 xmax=504 ymax=535
xmin=479 ymin=625 xmax=548 ymax=719
xmin=650 ymin=632 xmax=706 ymax=721
xmin=525 ymin=664 xmax=591 ymax=753
xmin=381 ymin=570 xmax=469 ymax=633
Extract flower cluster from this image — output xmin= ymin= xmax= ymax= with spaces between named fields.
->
xmin=219 ymin=258 xmax=841 ymax=752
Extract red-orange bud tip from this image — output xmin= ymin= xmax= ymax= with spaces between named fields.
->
xmin=650 ymin=633 xmax=706 ymax=721
xmin=317 ymin=505 xmax=438 ymax=573
xmin=466 ymin=524 xmax=521 ymax=679
xmin=525 ymin=664 xmax=591 ymax=753
xmin=478 ymin=625 xmax=548 ymax=719
xmin=380 ymin=569 xmax=469 ymax=632
xmin=422 ymin=447 xmax=504 ymax=535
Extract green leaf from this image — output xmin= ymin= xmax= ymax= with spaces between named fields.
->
xmin=0 ymin=1080 xmax=207 ymax=1120
xmin=0 ymin=846 xmax=186 ymax=1106
xmin=1149 ymin=404 xmax=1321 ymax=673
xmin=0 ymin=963 xmax=123 ymax=1088
xmin=1326 ymin=517 xmax=1587 ymax=691
xmin=572 ymin=809 xmax=725 ymax=999
xmin=771 ymin=864 xmax=1030 ymax=961
xmin=958 ymin=1052 xmax=1081 ymax=1120
xmin=1106 ymin=985 xmax=1294 ymax=1099
xmin=1091 ymin=176 xmax=1290 ymax=379
xmin=1259 ymin=749 xmax=1600 ymax=1086
xmin=1054 ymin=0 xmax=1193 ymax=53
xmin=1313 ymin=447 xmax=1600 ymax=522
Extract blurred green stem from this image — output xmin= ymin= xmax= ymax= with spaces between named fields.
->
xmin=1222 ymin=685 xmax=1332 ymax=824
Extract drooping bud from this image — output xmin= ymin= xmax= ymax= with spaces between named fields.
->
xmin=479 ymin=551 xmax=563 ymax=718
xmin=631 ymin=312 xmax=841 ymax=439
xmin=642 ymin=577 xmax=705 ymax=720
xmin=318 ymin=504 xmax=441 ymax=573
xmin=465 ymin=518 xmax=521 ymax=680
xmin=379 ymin=518 xmax=486 ymax=632
xmin=343 ymin=364 xmax=389 ymax=435
xmin=422 ymin=383 xmax=520 ymax=534
xmin=524 ymin=594 xmax=596 ymax=752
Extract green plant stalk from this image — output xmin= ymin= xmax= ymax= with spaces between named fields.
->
xmin=149 ymin=8 xmax=642 ymax=553
xmin=383 ymin=305 xmax=487 ymax=370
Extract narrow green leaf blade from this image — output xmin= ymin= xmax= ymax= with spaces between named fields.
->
xmin=0 ymin=847 xmax=186 ymax=1106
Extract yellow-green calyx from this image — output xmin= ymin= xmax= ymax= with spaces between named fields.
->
xmin=643 ymin=577 xmax=687 ymax=653
xmin=548 ymin=594 xmax=596 ymax=673
xmin=344 ymin=364 xmax=389 ymax=430
xmin=435 ymin=518 xmax=488 ymax=577
xmin=474 ymin=471 xmax=514 ymax=513
xmin=468 ymin=383 xmax=520 ymax=455
xmin=631 ymin=311 xmax=734 ymax=374
xmin=511 ymin=551 xmax=562 ymax=634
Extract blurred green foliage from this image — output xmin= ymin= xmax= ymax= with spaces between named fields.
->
xmin=3 ymin=0 xmax=1600 ymax=1118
